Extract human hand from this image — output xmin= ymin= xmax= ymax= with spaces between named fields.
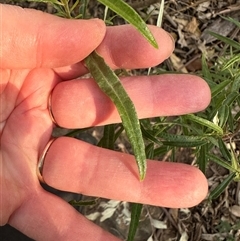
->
xmin=0 ymin=4 xmax=211 ymax=241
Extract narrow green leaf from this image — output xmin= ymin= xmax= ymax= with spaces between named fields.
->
xmin=98 ymin=124 xmax=115 ymax=149
xmin=114 ymin=124 xmax=125 ymax=141
xmin=103 ymin=5 xmax=109 ymax=22
xmin=231 ymin=75 xmax=240 ymax=93
xmin=218 ymin=138 xmax=231 ymax=162
xmin=206 ymin=136 xmax=219 ymax=147
xmin=229 ymin=142 xmax=240 ymax=181
xmin=64 ymin=127 xmax=91 ymax=137
xmin=159 ymin=133 xmax=207 ymax=147
xmin=147 ymin=0 xmax=164 ymax=75
xmin=201 ymin=54 xmax=212 ymax=82
xmin=222 ymin=54 xmax=240 ymax=70
xmin=127 ymin=143 xmax=154 ymax=241
xmin=234 ymin=110 xmax=240 ymax=121
xmin=198 ymin=144 xmax=207 ymax=174
xmin=69 ymin=199 xmax=97 ymax=206
xmin=85 ymin=51 xmax=147 ymax=180
xmin=97 ymin=0 xmax=158 ymax=48
xmin=207 ymin=154 xmax=237 ymax=173
xmin=145 ymin=143 xmax=155 ymax=160
xmin=208 ymin=31 xmax=240 ymax=50
xmin=228 ymin=108 xmax=235 ymax=132
xmin=211 ymin=79 xmax=231 ymax=98
xmin=70 ymin=0 xmax=81 ymax=13
xmin=156 ymin=0 xmax=165 ymax=27
xmin=154 ymin=145 xmax=173 ymax=157
xmin=209 ymin=172 xmax=236 ymax=200
xmin=80 ymin=0 xmax=88 ymax=19
xmin=27 ymin=0 xmax=64 ymax=5
xmin=223 ymin=91 xmax=239 ymax=106
xmin=186 ymin=114 xmax=223 ymax=134
xmin=127 ymin=203 xmax=143 ymax=241
xmin=141 ymin=124 xmax=162 ymax=145
xmin=222 ymin=17 xmax=240 ymax=29
xmin=218 ymin=105 xmax=229 ymax=128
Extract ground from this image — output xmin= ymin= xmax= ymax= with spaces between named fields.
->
xmin=0 ymin=1 xmax=240 ymax=241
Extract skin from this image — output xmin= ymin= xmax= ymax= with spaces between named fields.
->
xmin=0 ymin=4 xmax=211 ymax=241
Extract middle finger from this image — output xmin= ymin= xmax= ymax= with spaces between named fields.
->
xmin=50 ymin=74 xmax=211 ymax=128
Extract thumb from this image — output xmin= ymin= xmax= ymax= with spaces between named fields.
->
xmin=0 ymin=4 xmax=106 ymax=69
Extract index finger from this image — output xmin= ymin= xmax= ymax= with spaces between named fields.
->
xmin=55 ymin=25 xmax=175 ymax=79
xmin=0 ymin=4 xmax=106 ymax=69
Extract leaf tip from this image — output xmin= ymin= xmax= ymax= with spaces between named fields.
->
xmin=152 ymin=40 xmax=159 ymax=49
xmin=139 ymin=167 xmax=147 ymax=181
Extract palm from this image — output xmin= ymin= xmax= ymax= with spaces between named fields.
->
xmin=1 ymin=66 xmax=123 ymax=241
xmin=1 ymin=68 xmax=56 ymax=224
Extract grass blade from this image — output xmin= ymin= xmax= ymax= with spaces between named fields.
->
xmin=208 ymin=31 xmax=240 ymax=50
xmin=97 ymin=0 xmax=158 ymax=48
xmin=222 ymin=16 xmax=240 ymax=28
xmin=85 ymin=51 xmax=147 ymax=180
xmin=156 ymin=0 xmax=165 ymax=27
xmin=222 ymin=54 xmax=240 ymax=70
xmin=148 ymin=0 xmax=165 ymax=74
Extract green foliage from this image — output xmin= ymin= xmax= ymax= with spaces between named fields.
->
xmin=137 ymin=17 xmax=240 ymax=202
xmin=201 ymin=19 xmax=240 ymax=187
xmin=85 ymin=51 xmax=147 ymax=180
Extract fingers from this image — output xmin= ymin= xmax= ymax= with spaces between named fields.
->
xmin=42 ymin=137 xmax=208 ymax=208
xmin=54 ymin=24 xmax=175 ymax=80
xmin=9 ymin=189 xmax=120 ymax=241
xmin=1 ymin=4 xmax=174 ymax=74
xmin=51 ymin=74 xmax=211 ymax=128
xmin=0 ymin=4 xmax=106 ymax=69
xmin=95 ymin=25 xmax=174 ymax=69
